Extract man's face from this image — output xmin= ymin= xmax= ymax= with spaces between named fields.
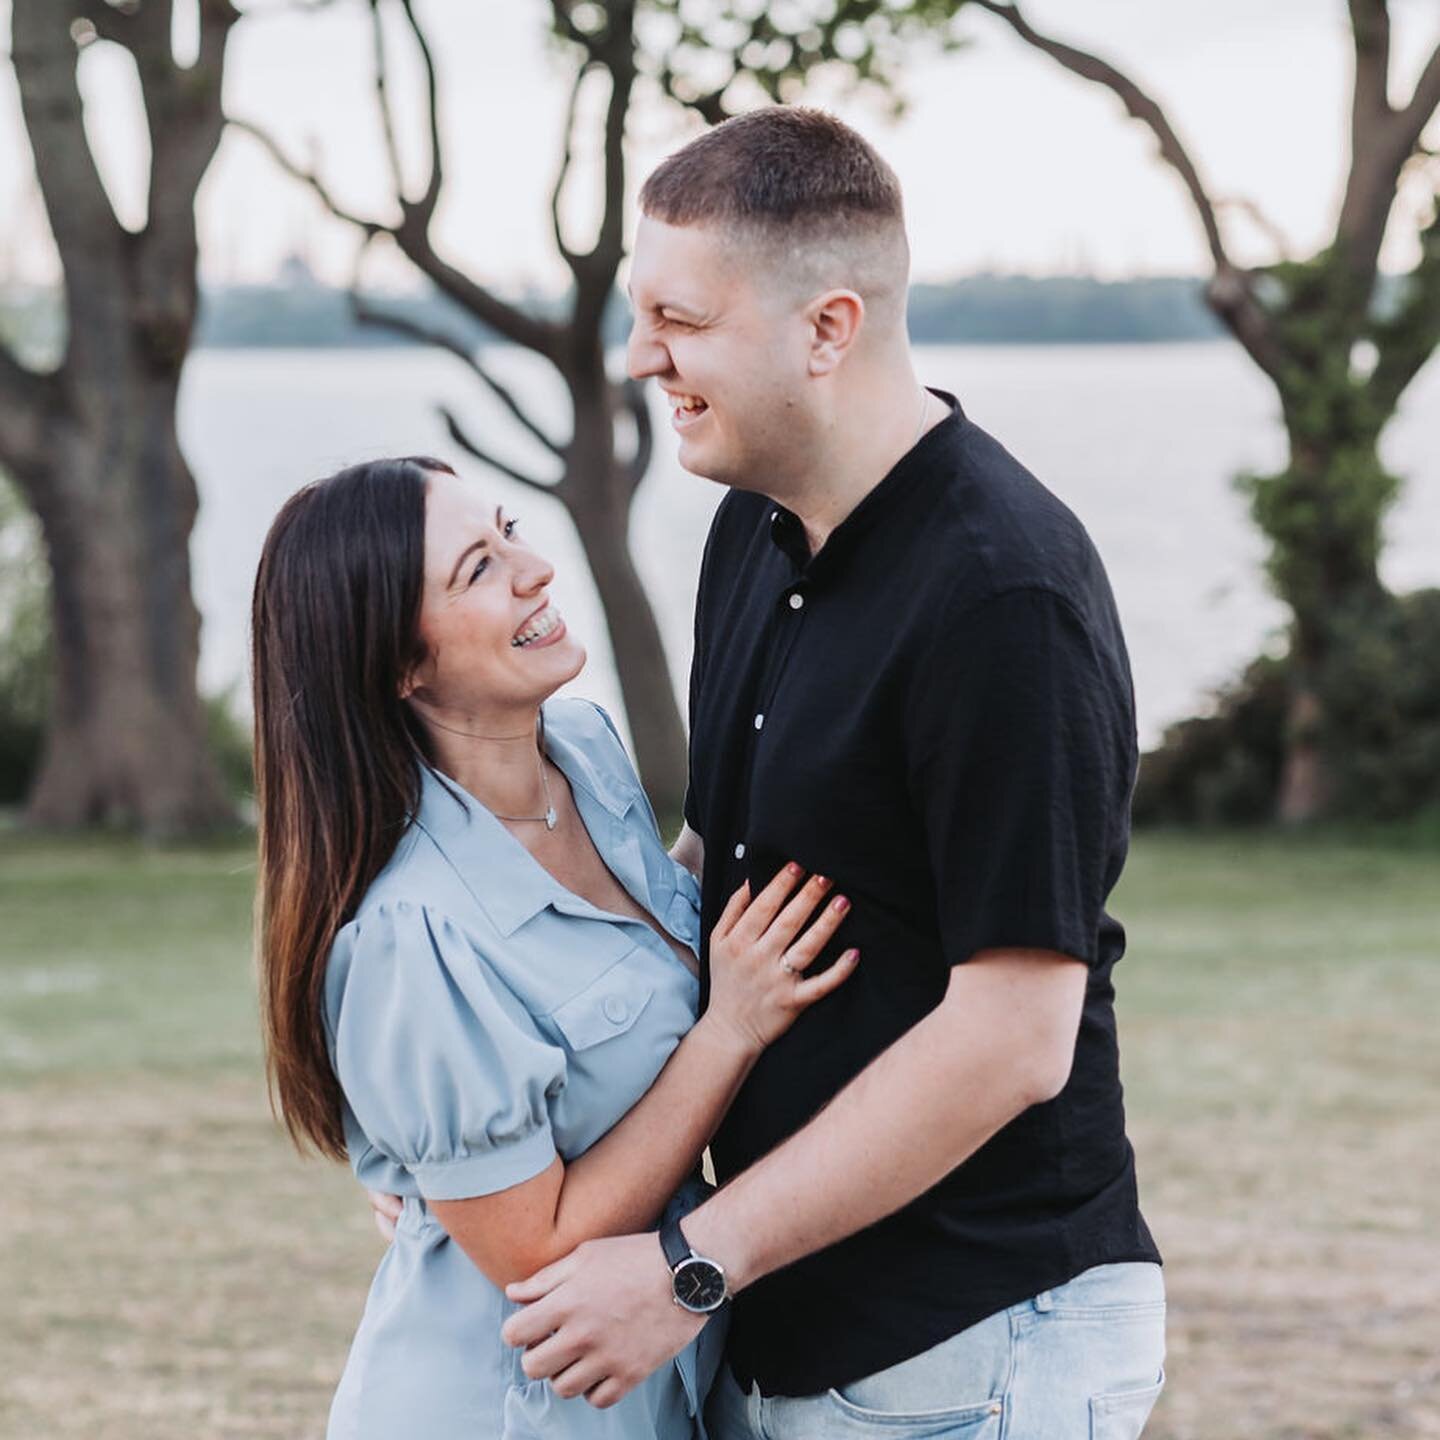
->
xmin=626 ymin=215 xmax=814 ymax=490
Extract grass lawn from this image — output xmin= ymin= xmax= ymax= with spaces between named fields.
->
xmin=1 ymin=830 xmax=1436 ymax=1439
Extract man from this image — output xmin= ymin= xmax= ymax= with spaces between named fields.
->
xmin=502 ymin=108 xmax=1165 ymax=1436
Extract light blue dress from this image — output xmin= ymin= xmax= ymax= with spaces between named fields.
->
xmin=323 ymin=697 xmax=726 ymax=1440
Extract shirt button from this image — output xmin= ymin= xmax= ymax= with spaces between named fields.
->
xmin=602 ymin=995 xmax=629 ymax=1025
xmin=734 ymin=842 xmax=746 ymax=860
xmin=788 ymin=592 xmax=804 ymax=610
xmin=753 ymin=713 xmax=764 ymax=730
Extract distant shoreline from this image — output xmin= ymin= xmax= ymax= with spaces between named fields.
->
xmin=3 ymin=273 xmax=1228 ymax=352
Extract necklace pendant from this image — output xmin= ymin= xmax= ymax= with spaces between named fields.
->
xmin=544 ymin=805 xmax=558 ymax=831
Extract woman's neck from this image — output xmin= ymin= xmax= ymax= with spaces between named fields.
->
xmin=412 ymin=701 xmax=551 ymax=820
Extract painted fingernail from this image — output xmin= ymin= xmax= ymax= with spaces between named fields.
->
xmin=843 ymin=948 xmax=860 ymax=963
xmin=786 ymin=861 xmax=803 ymax=877
xmin=833 ymin=896 xmax=850 ymax=913
xmin=815 ymin=874 xmax=832 ymax=889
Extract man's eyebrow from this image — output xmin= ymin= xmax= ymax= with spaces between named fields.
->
xmin=446 ymin=506 xmax=504 ymax=587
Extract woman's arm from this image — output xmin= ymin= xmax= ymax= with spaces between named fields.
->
xmin=430 ymin=865 xmax=856 ymax=1288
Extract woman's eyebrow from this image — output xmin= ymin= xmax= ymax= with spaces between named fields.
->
xmin=446 ymin=507 xmax=504 ymax=586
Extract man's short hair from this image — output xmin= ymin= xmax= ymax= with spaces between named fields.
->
xmin=639 ymin=107 xmax=909 ymax=315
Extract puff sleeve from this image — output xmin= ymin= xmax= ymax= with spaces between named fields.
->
xmin=327 ymin=900 xmax=566 ymax=1200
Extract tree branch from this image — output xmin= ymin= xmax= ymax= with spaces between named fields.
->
xmin=1335 ymin=2 xmax=1429 ymax=292
xmin=1397 ymin=36 xmax=1440 ymax=149
xmin=970 ymin=0 xmax=1285 ymax=382
xmin=351 ymin=295 xmax=565 ymax=458
xmin=227 ymin=117 xmax=391 ymax=235
xmin=551 ymin=61 xmax=591 ymax=270
xmin=971 ymin=2 xmax=1230 ymax=270
xmin=1369 ymin=172 xmax=1440 ymax=410
xmin=233 ymin=115 xmax=560 ymax=357
xmin=441 ymin=408 xmax=561 ymax=497
xmin=1215 ymin=196 xmax=1296 ymax=262
xmin=623 ymin=377 xmax=653 ymax=487
xmin=368 ymin=0 xmax=407 ymax=204
xmin=396 ymin=0 xmax=444 ymax=223
xmin=1347 ymin=0 xmax=1393 ymax=129
xmin=73 ymin=0 xmax=134 ymax=45
xmin=10 ymin=0 xmax=126 ymax=273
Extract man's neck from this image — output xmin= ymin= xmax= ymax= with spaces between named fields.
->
xmin=782 ymin=378 xmax=942 ymax=557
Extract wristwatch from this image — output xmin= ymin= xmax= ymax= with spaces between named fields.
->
xmin=658 ymin=1216 xmax=730 ymax=1314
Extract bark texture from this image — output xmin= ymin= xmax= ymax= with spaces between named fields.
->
xmin=2 ymin=0 xmax=237 ymax=833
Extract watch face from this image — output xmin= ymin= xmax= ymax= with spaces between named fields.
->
xmin=672 ymin=1256 xmax=727 ymax=1313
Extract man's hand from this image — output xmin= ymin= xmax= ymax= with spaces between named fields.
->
xmin=368 ymin=1189 xmax=402 ymax=1243
xmin=500 ymin=1232 xmax=707 ymax=1409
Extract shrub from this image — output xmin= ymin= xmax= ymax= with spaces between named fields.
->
xmin=1135 ymin=589 xmax=1440 ymax=827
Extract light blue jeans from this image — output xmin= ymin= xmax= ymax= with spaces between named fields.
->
xmin=704 ymin=1262 xmax=1165 ymax=1440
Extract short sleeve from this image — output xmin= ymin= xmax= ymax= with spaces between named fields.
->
xmin=328 ymin=901 xmax=565 ymax=1199
xmin=905 ymin=587 xmax=1135 ymax=970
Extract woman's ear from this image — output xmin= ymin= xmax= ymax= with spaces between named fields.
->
xmin=399 ymin=646 xmax=431 ymax=703
xmin=805 ymin=289 xmax=865 ymax=377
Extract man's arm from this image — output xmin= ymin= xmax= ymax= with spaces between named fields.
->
xmin=682 ymin=946 xmax=1084 ymax=1289
xmin=501 ymin=948 xmax=1085 ymax=1404
xmin=669 ymin=821 xmax=704 ymax=880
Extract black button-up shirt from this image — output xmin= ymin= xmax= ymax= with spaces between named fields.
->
xmin=685 ymin=392 xmax=1160 ymax=1397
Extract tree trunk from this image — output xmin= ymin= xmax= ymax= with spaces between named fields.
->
xmin=4 ymin=0 xmax=237 ymax=836
xmin=1257 ymin=416 xmax=1395 ymax=823
xmin=564 ymin=460 xmax=689 ymax=823
xmin=19 ymin=377 xmax=231 ymax=834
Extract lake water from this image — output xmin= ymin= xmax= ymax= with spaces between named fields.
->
xmin=180 ymin=344 xmax=1440 ymax=751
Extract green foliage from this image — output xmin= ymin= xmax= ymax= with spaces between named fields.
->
xmin=1135 ymin=589 xmax=1440 ymax=827
xmin=560 ymin=0 xmax=968 ymax=118
xmin=1316 ymin=588 xmax=1440 ymax=822
xmin=0 ymin=474 xmax=49 ymax=805
xmin=205 ymin=689 xmax=254 ymax=807
xmin=1133 ymin=654 xmax=1289 ymax=827
xmin=1236 ymin=446 xmax=1399 ymax=637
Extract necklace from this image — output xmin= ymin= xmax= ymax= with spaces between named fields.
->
xmin=424 ymin=708 xmax=558 ymax=830
xmin=490 ymin=711 xmax=558 ymax=830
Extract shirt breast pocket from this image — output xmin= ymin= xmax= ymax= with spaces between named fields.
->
xmin=547 ymin=956 xmax=655 ymax=1052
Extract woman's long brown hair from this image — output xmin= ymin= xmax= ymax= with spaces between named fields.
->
xmin=251 ymin=457 xmax=452 ymax=1158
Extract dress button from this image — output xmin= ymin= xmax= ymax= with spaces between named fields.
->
xmin=602 ymin=995 xmax=629 ymax=1025
xmin=753 ymin=713 xmax=764 ymax=730
xmin=734 ymin=842 xmax=746 ymax=860
xmin=788 ymin=592 xmax=804 ymax=610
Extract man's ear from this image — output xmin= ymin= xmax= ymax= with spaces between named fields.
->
xmin=805 ymin=290 xmax=865 ymax=376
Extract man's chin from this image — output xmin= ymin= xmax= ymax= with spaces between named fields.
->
xmin=677 ymin=438 xmax=742 ymax=488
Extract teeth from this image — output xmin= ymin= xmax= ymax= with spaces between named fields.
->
xmin=512 ymin=606 xmax=561 ymax=647
xmin=670 ymin=394 xmax=706 ymax=414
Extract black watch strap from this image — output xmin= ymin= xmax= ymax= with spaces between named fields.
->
xmin=658 ymin=1215 xmax=691 ymax=1271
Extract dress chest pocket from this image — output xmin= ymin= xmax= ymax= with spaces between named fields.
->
xmin=547 ymin=955 xmax=655 ymax=1051
xmin=500 ymin=907 xmax=640 ymax=1016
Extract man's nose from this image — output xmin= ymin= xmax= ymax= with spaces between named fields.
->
xmin=627 ymin=322 xmax=668 ymax=381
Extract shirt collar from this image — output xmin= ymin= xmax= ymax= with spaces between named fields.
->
xmin=769 ymin=388 xmax=965 ymax=582
xmin=410 ymin=701 xmax=639 ymax=937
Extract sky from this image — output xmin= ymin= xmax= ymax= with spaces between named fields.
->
xmin=2 ymin=0 xmax=1439 ymax=292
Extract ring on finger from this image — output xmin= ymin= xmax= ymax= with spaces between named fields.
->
xmin=778 ymin=957 xmax=798 ymax=975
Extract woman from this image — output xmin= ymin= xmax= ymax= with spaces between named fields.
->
xmin=251 ymin=456 xmax=857 ymax=1440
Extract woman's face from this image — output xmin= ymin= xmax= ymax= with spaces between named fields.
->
xmin=404 ymin=469 xmax=585 ymax=720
